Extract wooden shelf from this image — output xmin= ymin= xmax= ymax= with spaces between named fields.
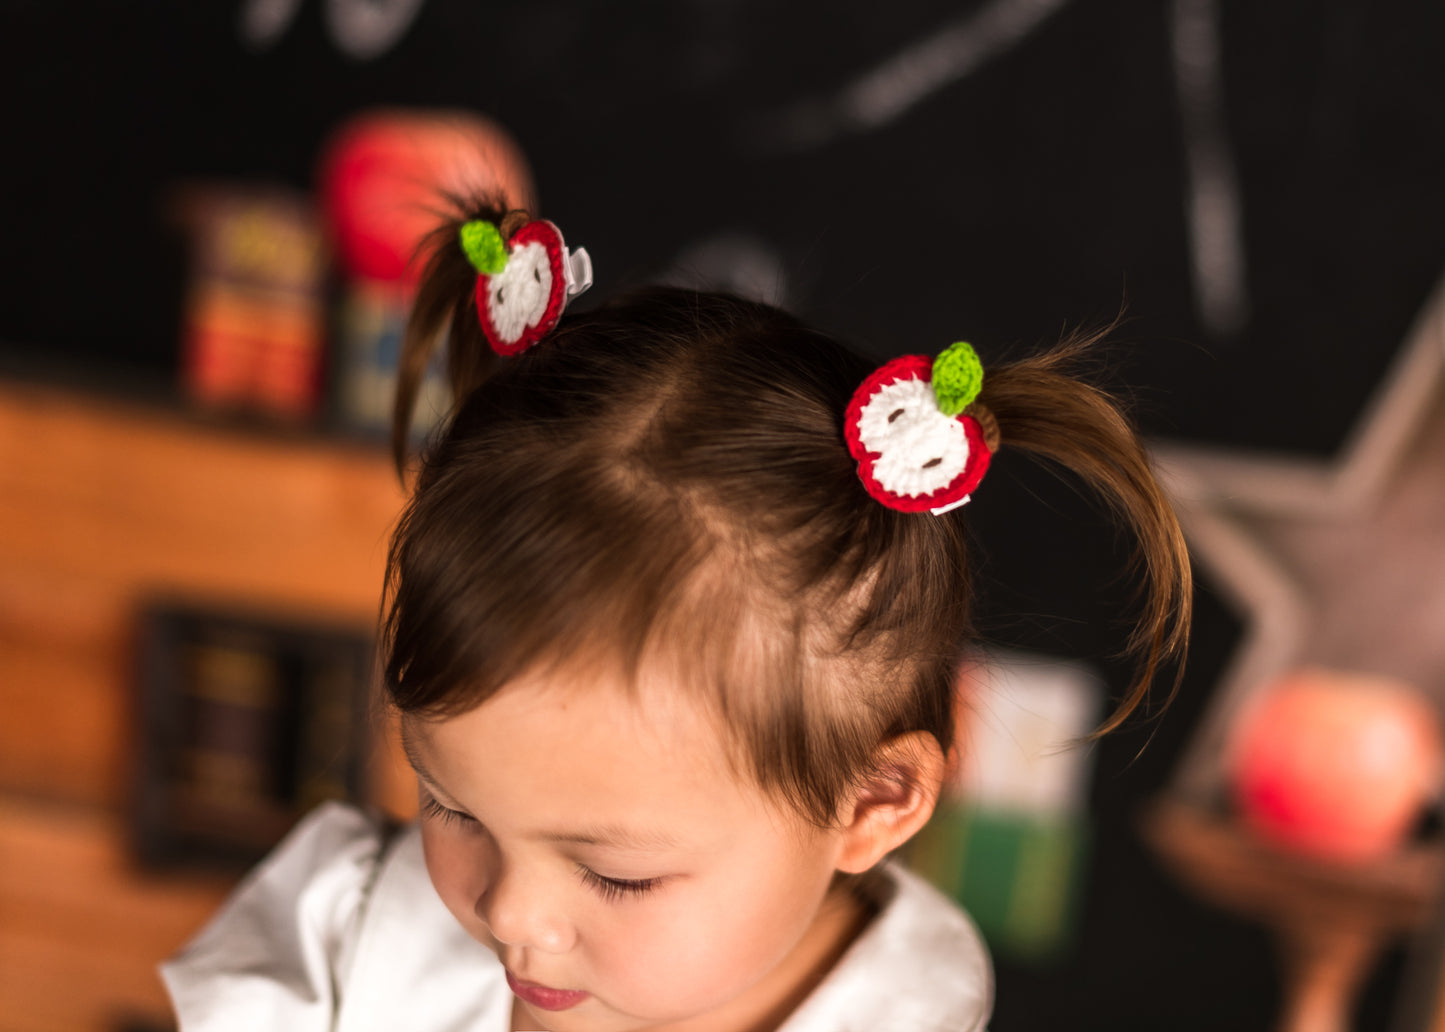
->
xmin=0 ymin=380 xmax=415 ymax=1031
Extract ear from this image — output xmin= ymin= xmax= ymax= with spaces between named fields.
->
xmin=834 ymin=731 xmax=946 ymax=874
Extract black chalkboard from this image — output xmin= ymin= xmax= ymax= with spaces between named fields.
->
xmin=5 ymin=0 xmax=1445 ymax=456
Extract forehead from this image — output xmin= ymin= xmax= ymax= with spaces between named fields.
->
xmin=401 ymin=664 xmax=777 ymax=842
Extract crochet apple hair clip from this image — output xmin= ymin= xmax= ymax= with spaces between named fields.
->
xmin=845 ymin=342 xmax=995 ymax=515
xmin=459 ymin=217 xmax=593 ymax=356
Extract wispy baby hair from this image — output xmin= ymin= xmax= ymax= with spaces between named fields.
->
xmin=382 ymin=195 xmax=1191 ymax=826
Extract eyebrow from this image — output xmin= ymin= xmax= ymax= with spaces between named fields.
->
xmin=398 ymin=725 xmax=683 ymax=851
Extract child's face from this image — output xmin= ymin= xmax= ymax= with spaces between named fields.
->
xmin=402 ymin=667 xmax=866 ymax=1032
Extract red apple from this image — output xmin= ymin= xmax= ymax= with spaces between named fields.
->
xmin=318 ymin=109 xmax=535 ymax=286
xmin=1229 ymin=668 xmax=1443 ymax=863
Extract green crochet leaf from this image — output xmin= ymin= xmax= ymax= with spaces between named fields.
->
xmin=458 ymin=220 xmax=507 ymax=275
xmin=931 ymin=341 xmax=984 ymax=417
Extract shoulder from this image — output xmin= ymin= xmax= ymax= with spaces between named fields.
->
xmin=881 ymin=863 xmax=994 ymax=1028
xmin=162 ymin=802 xmax=511 ymax=1032
xmin=781 ymin=861 xmax=994 ymax=1032
xmin=160 ymin=802 xmax=396 ymax=1031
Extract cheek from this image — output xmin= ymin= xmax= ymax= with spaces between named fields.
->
xmin=420 ymin=824 xmax=492 ymax=938
xmin=589 ymin=845 xmax=836 ymax=1015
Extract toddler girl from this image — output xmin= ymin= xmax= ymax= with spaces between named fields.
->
xmin=162 ymin=198 xmax=1191 ymax=1032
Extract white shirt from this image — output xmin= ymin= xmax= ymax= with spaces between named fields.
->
xmin=162 ymin=802 xmax=993 ymax=1032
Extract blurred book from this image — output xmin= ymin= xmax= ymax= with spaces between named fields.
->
xmin=134 ymin=601 xmax=373 ymax=870
xmin=909 ymin=648 xmax=1102 ymax=962
xmin=333 ymin=278 xmax=450 ymax=439
xmin=174 ymin=187 xmax=328 ymax=420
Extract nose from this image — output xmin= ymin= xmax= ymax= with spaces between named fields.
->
xmin=475 ymin=862 xmax=575 ymax=954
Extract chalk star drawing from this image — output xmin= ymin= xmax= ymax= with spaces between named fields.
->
xmin=753 ymin=0 xmax=1072 ymax=150
xmin=753 ymin=0 xmax=1247 ymax=339
xmin=1153 ymin=272 xmax=1445 ymax=802
xmin=1170 ymin=0 xmax=1249 ymax=338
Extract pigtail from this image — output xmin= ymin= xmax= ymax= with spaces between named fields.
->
xmin=979 ymin=332 xmax=1192 ymax=736
xmin=391 ymin=196 xmax=529 ymax=474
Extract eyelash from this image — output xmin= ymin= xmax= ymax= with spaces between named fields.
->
xmin=420 ymin=795 xmax=476 ymax=828
xmin=419 ymin=796 xmax=663 ymax=902
xmin=576 ymin=866 xmax=663 ymax=903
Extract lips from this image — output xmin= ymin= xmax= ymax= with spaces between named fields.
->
xmin=505 ymin=969 xmax=590 ymax=1012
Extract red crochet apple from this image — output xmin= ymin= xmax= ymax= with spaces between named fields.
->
xmin=460 ymin=218 xmax=592 ymax=356
xmin=845 ymin=345 xmax=993 ymax=514
xmin=473 ymin=221 xmax=571 ymax=356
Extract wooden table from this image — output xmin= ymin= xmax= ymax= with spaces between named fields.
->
xmin=1142 ymin=798 xmax=1444 ymax=1032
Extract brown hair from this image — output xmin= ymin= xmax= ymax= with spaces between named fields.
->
xmin=383 ymin=197 xmax=1191 ymax=826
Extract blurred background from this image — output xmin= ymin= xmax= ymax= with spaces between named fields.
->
xmin=4 ymin=2 xmax=1445 ymax=1030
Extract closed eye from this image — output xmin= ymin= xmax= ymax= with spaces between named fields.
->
xmin=422 ymin=794 xmax=666 ymax=902
xmin=577 ymin=864 xmax=663 ymax=903
xmin=922 ymin=457 xmax=943 ymax=468
xmin=888 ymin=408 xmax=905 ymax=423
xmin=420 ymin=794 xmax=478 ymax=828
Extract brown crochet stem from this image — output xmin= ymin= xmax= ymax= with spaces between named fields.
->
xmin=968 ymin=403 xmax=1001 ymax=453
xmin=499 ymin=209 xmax=531 ymax=240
